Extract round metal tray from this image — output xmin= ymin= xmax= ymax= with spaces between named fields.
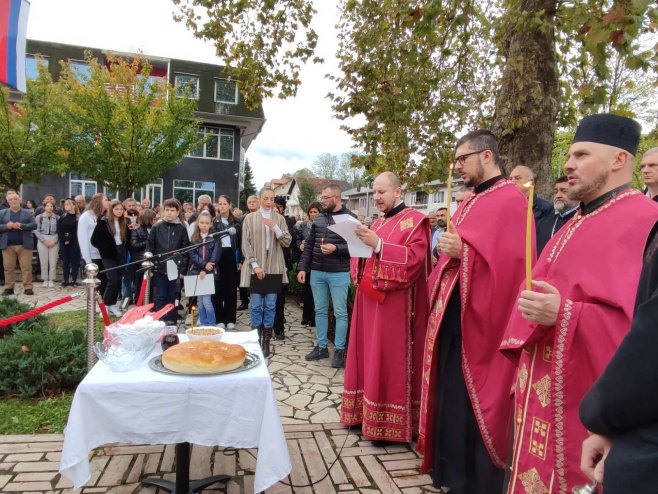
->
xmin=148 ymin=351 xmax=261 ymax=376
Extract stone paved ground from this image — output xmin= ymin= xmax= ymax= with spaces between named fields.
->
xmin=0 ymin=283 xmax=440 ymax=493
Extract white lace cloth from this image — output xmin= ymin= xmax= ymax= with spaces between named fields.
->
xmin=59 ymin=331 xmax=290 ymax=492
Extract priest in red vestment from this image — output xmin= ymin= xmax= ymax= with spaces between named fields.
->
xmin=340 ymin=171 xmax=431 ymax=443
xmin=501 ymin=114 xmax=658 ymax=494
xmin=417 ymin=129 xmax=529 ymax=493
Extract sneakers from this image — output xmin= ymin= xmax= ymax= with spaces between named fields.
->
xmin=332 ymin=349 xmax=346 ymax=369
xmin=62 ymin=281 xmax=70 ymax=287
xmin=42 ymin=281 xmax=49 ymax=288
xmin=237 ymin=303 xmax=249 ymax=311
xmin=48 ymin=280 xmax=55 ymax=288
xmin=2 ymin=288 xmax=14 ymax=296
xmin=217 ymin=323 xmax=226 ymax=329
xmin=227 ymin=323 xmax=236 ymax=330
xmin=107 ymin=305 xmax=123 ymax=317
xmin=305 ymin=345 xmax=329 ymax=361
xmin=24 ymin=289 xmax=33 ymax=295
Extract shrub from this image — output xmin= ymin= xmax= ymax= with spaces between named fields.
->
xmin=0 ymin=298 xmax=49 ymax=337
xmin=0 ymin=323 xmax=87 ymax=397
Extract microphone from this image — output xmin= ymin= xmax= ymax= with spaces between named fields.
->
xmin=364 ymin=217 xmax=373 ymax=228
xmin=208 ymin=226 xmax=237 ymax=239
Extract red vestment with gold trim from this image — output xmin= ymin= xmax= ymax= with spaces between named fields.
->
xmin=418 ymin=179 xmax=528 ymax=472
xmin=501 ymin=190 xmax=658 ymax=494
xmin=340 ymin=207 xmax=431 ymax=442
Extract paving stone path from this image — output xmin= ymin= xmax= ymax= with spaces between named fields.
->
xmin=0 ymin=283 xmax=440 ymax=493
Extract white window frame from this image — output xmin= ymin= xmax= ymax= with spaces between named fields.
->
xmin=187 ymin=127 xmax=234 ymax=161
xmin=174 ymin=73 xmax=200 ymax=99
xmin=433 ymin=190 xmax=445 ymax=203
xmin=214 ymin=78 xmax=238 ymax=104
xmin=69 ymin=173 xmax=97 ymax=200
xmin=173 ymin=180 xmax=216 ymax=204
xmin=68 ymin=59 xmax=91 ymax=82
xmin=25 ymin=54 xmax=49 ymax=81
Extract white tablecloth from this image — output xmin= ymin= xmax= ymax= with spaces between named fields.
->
xmin=59 ymin=331 xmax=291 ymax=493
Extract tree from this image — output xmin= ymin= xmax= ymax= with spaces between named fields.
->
xmin=294 ymin=168 xmax=315 ymax=179
xmin=172 ymin=0 xmax=321 ymax=109
xmin=60 ymin=53 xmax=203 ymax=199
xmin=0 ymin=61 xmax=70 ymax=191
xmin=336 ymin=153 xmax=365 ymax=186
xmin=297 ymin=178 xmax=318 ymax=216
xmin=312 ymin=152 xmax=339 ymax=179
xmin=240 ymin=159 xmax=257 ymax=207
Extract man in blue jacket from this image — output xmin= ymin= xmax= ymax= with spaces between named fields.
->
xmin=0 ymin=191 xmax=37 ymax=295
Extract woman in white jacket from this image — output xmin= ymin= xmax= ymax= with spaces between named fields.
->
xmin=77 ymin=193 xmax=109 ymax=293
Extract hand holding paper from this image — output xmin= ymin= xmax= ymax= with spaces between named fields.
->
xmin=327 ymin=214 xmax=373 ymax=258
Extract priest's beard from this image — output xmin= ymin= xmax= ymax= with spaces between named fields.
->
xmin=567 ymin=168 xmax=609 ymax=203
xmin=463 ymin=158 xmax=485 ymax=188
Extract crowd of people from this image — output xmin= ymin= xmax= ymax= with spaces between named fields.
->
xmin=1 ymin=112 xmax=657 ymax=492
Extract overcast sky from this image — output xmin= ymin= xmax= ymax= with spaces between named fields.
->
xmin=26 ymin=0 xmax=354 ymax=188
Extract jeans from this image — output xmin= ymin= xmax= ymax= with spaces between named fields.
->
xmin=197 ymin=294 xmax=216 ymax=325
xmin=250 ymin=292 xmax=277 ymax=328
xmin=310 ymin=270 xmax=350 ymax=350
xmin=154 ymin=272 xmax=178 ymax=324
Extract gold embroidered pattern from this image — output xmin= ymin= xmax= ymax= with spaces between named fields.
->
xmin=518 ymin=468 xmax=549 ymax=494
xmin=554 ymin=298 xmax=573 ymax=493
xmin=529 ymin=417 xmax=550 ymax=460
xmin=518 ymin=363 xmax=529 ymax=394
xmin=399 ymin=217 xmax=414 ymax=231
xmin=462 ymin=350 xmax=505 ymax=468
xmin=542 ymin=344 xmax=553 ymax=362
xmin=547 ymin=189 xmax=639 ymax=264
xmin=532 ymin=375 xmax=551 ymax=408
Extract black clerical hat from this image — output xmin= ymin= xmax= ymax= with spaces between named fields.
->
xmin=573 ymin=113 xmax=641 ymax=155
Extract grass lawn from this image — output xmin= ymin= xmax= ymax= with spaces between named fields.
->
xmin=0 ymin=309 xmax=98 ymax=435
xmin=0 ymin=393 xmax=72 ymax=434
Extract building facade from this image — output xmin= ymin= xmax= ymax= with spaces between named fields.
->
xmin=20 ymin=39 xmax=265 ymax=207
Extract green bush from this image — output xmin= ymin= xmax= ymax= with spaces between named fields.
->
xmin=0 ymin=323 xmax=87 ymax=398
xmin=0 ymin=298 xmax=49 ymax=337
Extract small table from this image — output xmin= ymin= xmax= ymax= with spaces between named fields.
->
xmin=59 ymin=331 xmax=291 ymax=493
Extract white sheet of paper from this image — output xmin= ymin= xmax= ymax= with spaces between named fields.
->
xmin=166 ymin=260 xmax=178 ymax=281
xmin=327 ymin=215 xmax=373 ymax=258
xmin=183 ymin=274 xmax=215 ymax=296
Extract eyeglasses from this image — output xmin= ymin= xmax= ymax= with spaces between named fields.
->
xmin=454 ymin=149 xmax=488 ymax=166
xmin=320 ymin=195 xmax=336 ymax=200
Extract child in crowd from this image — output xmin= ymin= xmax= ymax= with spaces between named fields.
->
xmin=146 ymin=198 xmax=189 ymax=326
xmin=187 ymin=211 xmax=220 ymax=325
xmin=58 ymin=198 xmax=81 ymax=287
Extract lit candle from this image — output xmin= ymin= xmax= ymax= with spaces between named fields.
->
xmin=190 ymin=306 xmax=196 ymax=329
xmin=445 ymin=163 xmax=454 ymax=230
xmin=524 ymin=181 xmax=534 ymax=291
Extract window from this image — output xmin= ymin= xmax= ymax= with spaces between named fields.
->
xmin=188 ymin=127 xmax=234 ymax=161
xmin=25 ymin=55 xmax=49 ymax=81
xmin=414 ymin=191 xmax=428 ymax=205
xmin=69 ymin=60 xmax=91 ymax=82
xmin=173 ymin=180 xmax=215 ymax=205
xmin=104 ymin=187 xmax=118 ymax=200
xmin=214 ymin=78 xmax=238 ymax=104
xmin=451 ymin=190 xmax=457 ymax=203
xmin=433 ymin=191 xmax=445 ymax=203
xmin=69 ymin=173 xmax=97 ymax=201
xmin=174 ymin=73 xmax=199 ymax=99
xmin=359 ymin=197 xmax=366 ymax=208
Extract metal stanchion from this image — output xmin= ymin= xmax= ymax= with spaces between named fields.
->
xmin=83 ymin=263 xmax=101 ymax=371
xmin=142 ymin=252 xmax=154 ymax=305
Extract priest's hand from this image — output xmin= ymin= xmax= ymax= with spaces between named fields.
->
xmin=518 ymin=280 xmax=560 ymax=326
xmin=355 ymin=224 xmax=380 ymax=248
xmin=581 ymin=433 xmax=610 ymax=484
xmin=438 ymin=223 xmax=462 ymax=259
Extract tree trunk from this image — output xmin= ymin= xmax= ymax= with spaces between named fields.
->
xmin=492 ymin=0 xmax=559 ymax=199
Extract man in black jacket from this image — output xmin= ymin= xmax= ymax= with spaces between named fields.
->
xmin=146 ymin=198 xmax=190 ymax=325
xmin=297 ymin=184 xmax=355 ymax=368
xmin=579 ymin=222 xmax=658 ymax=493
xmin=535 ymin=176 xmax=579 ymax=254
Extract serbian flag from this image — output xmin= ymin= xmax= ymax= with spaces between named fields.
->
xmin=0 ymin=0 xmax=29 ymax=93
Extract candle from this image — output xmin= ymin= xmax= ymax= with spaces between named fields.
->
xmin=525 ymin=181 xmax=534 ymax=290
xmin=445 ymin=163 xmax=454 ymax=230
xmin=190 ymin=306 xmax=196 ymax=329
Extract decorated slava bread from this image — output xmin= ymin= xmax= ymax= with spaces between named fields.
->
xmin=162 ymin=340 xmax=246 ymax=374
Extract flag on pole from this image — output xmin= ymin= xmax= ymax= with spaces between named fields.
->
xmin=0 ymin=0 xmax=29 ymax=93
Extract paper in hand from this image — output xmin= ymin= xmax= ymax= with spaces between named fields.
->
xmin=184 ymin=274 xmax=215 ymax=296
xmin=327 ymin=214 xmax=373 ymax=258
xmin=166 ymin=260 xmax=178 ymax=281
